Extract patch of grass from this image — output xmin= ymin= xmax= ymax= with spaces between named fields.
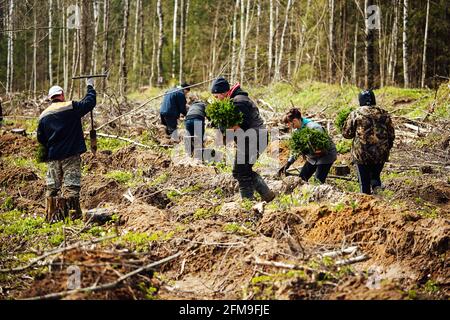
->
xmin=336 ymin=140 xmax=352 ymax=154
xmin=138 ymin=282 xmax=159 ymax=300
xmin=192 ymin=204 xmax=222 ymax=220
xmin=333 ymin=202 xmax=345 ymax=213
xmin=105 ymin=170 xmax=134 ymax=184
xmin=94 ymin=137 xmax=129 ymax=152
xmin=5 ymin=156 xmax=47 ymax=178
xmin=330 ymin=179 xmax=360 ymax=193
xmin=424 ymin=280 xmax=440 ymax=294
xmin=117 ymin=230 xmax=174 ymax=252
xmin=214 ymin=187 xmax=225 ymax=197
xmin=1 ymin=196 xmax=14 ymax=211
xmin=223 ymin=223 xmax=255 ymax=236
xmin=267 ymin=192 xmax=301 ymax=211
xmin=149 ymin=172 xmax=169 ymax=187
xmin=240 ymin=199 xmax=254 ymax=211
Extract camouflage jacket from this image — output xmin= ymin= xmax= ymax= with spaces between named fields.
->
xmin=342 ymin=106 xmax=395 ymax=164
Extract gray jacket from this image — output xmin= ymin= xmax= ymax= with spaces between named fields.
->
xmin=288 ymin=121 xmax=337 ymax=165
xmin=186 ymin=101 xmax=206 ymax=120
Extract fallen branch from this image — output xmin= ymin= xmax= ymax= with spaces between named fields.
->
xmin=94 ymin=132 xmax=154 ymax=149
xmin=251 ymin=258 xmax=327 ymax=274
xmin=0 ymin=235 xmax=117 ymax=273
xmin=22 ymin=251 xmax=182 ymax=300
xmin=320 ymin=246 xmax=359 ymax=258
xmin=335 ymin=254 xmax=369 ymax=266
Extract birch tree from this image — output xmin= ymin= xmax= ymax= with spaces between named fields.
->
xmin=49 ymin=0 xmax=53 ymax=85
xmin=402 ymin=0 xmax=409 ymax=88
xmin=274 ymin=0 xmax=292 ymax=82
xmin=102 ymin=0 xmax=110 ymax=91
xmin=156 ymin=0 xmax=164 ymax=85
xmin=172 ymin=0 xmax=178 ymax=79
xmin=119 ymin=0 xmax=130 ymax=94
xmin=6 ymin=0 xmax=15 ymax=93
xmin=268 ymin=0 xmax=274 ymax=80
xmin=328 ymin=0 xmax=335 ymax=83
xmin=91 ymin=0 xmax=100 ymax=74
xmin=421 ymin=0 xmax=430 ymax=88
xmin=254 ymin=0 xmax=260 ymax=82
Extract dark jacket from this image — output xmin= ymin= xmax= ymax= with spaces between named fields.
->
xmin=159 ymin=88 xmax=187 ymax=118
xmin=288 ymin=119 xmax=337 ymax=166
xmin=230 ymin=87 xmax=265 ymax=131
xmin=342 ymin=105 xmax=395 ymax=164
xmin=37 ymin=85 xmax=96 ymax=161
xmin=185 ymin=101 xmax=206 ymax=121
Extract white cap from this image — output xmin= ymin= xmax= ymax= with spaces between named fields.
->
xmin=48 ymin=85 xmax=64 ymax=99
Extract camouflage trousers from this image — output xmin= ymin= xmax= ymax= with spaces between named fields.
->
xmin=45 ymin=154 xmax=81 ymax=198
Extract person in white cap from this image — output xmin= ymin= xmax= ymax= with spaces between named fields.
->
xmin=37 ymin=78 xmax=96 ymax=223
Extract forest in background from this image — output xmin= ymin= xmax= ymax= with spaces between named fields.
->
xmin=0 ymin=0 xmax=450 ymax=98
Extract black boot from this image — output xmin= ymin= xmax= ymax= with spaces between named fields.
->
xmin=66 ymin=196 xmax=83 ymax=220
xmin=253 ymin=173 xmax=276 ymax=203
xmin=238 ymin=177 xmax=255 ymax=200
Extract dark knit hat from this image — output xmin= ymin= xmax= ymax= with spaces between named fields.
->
xmin=180 ymin=82 xmax=191 ymax=91
xmin=359 ymin=90 xmax=376 ymax=106
xmin=211 ymin=77 xmax=230 ymax=94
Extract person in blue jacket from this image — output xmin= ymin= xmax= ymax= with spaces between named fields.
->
xmin=37 ymin=79 xmax=96 ymax=222
xmin=278 ymin=108 xmax=337 ymax=183
xmin=160 ymin=82 xmax=190 ymax=136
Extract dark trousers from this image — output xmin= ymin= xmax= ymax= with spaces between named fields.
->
xmin=160 ymin=114 xmax=178 ymax=136
xmin=232 ymin=129 xmax=270 ymax=199
xmin=356 ymin=163 xmax=385 ymax=195
xmin=300 ymin=162 xmax=333 ymax=184
xmin=184 ymin=118 xmax=205 ymax=157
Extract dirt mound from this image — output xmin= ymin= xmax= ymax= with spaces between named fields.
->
xmin=81 ymin=177 xmax=126 ymax=209
xmin=0 ymin=133 xmax=37 ymax=158
xmin=0 ymin=166 xmax=39 ymax=186
xmin=327 ymin=276 xmax=408 ymax=300
xmin=19 ymin=249 xmax=158 ymax=300
xmin=119 ymin=203 xmax=170 ymax=233
xmin=133 ymin=185 xmax=171 ymax=209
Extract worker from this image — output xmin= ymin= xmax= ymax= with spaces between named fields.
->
xmin=184 ymin=99 xmax=207 ymax=158
xmin=342 ymin=90 xmax=395 ymax=195
xmin=211 ymin=77 xmax=275 ymax=202
xmin=37 ymin=79 xmax=96 ymax=222
xmin=159 ymin=82 xmax=190 ymax=136
xmin=278 ymin=108 xmax=337 ymax=183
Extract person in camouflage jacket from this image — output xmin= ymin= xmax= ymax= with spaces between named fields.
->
xmin=342 ymin=90 xmax=395 ymax=195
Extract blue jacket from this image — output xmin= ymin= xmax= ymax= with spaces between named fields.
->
xmin=37 ymin=85 xmax=96 ymax=161
xmin=159 ymin=88 xmax=187 ymax=118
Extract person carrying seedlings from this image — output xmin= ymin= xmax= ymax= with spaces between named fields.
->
xmin=210 ymin=77 xmax=275 ymax=202
xmin=184 ymin=98 xmax=207 ymax=157
xmin=342 ymin=90 xmax=395 ymax=195
xmin=278 ymin=108 xmax=337 ymax=183
xmin=159 ymin=82 xmax=190 ymax=136
xmin=37 ymin=79 xmax=96 ymax=222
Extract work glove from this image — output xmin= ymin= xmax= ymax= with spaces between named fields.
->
xmin=277 ymin=161 xmax=292 ymax=177
xmin=86 ymin=78 xmax=95 ymax=88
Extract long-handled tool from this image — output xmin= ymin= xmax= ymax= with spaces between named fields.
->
xmin=72 ymin=73 xmax=108 ymax=155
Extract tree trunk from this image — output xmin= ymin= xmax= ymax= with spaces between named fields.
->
xmin=421 ymin=0 xmax=430 ymax=88
xmin=91 ymin=0 xmax=100 ymax=74
xmin=254 ymin=0 xmax=260 ymax=82
xmin=328 ymin=0 xmax=335 ymax=83
xmin=352 ymin=19 xmax=358 ymax=85
xmin=172 ymin=0 xmax=178 ymax=79
xmin=150 ymin=16 xmax=157 ymax=87
xmin=49 ymin=0 xmax=53 ymax=85
xmin=32 ymin=1 xmax=37 ymax=96
xmin=268 ymin=0 xmax=274 ymax=80
xmin=63 ymin=0 xmax=68 ymax=92
xmin=119 ymin=0 xmax=130 ymax=94
xmin=364 ymin=0 xmax=375 ymax=89
xmin=340 ymin=1 xmax=347 ymax=85
xmin=7 ymin=0 xmax=15 ymax=93
xmin=210 ymin=6 xmax=220 ymax=78
xmin=402 ymin=0 xmax=409 ymax=88
xmin=179 ymin=0 xmax=187 ymax=83
xmin=133 ymin=0 xmax=142 ymax=72
xmin=156 ymin=0 xmax=164 ymax=86
xmin=274 ymin=0 xmax=292 ymax=82
xmin=102 ymin=0 xmax=110 ymax=91
xmin=388 ymin=0 xmax=398 ymax=85
xmin=139 ymin=1 xmax=145 ymax=86
xmin=231 ymin=0 xmax=239 ymax=83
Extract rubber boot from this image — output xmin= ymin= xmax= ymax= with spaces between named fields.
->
xmin=66 ymin=196 xmax=83 ymax=220
xmin=253 ymin=173 xmax=276 ymax=203
xmin=45 ymin=196 xmax=57 ymax=223
xmin=238 ymin=177 xmax=255 ymax=200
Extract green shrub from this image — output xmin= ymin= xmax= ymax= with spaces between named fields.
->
xmin=36 ymin=144 xmax=48 ymax=163
xmin=289 ymin=127 xmax=331 ymax=156
xmin=206 ymin=98 xmax=243 ymax=129
xmin=335 ymin=107 xmax=354 ymax=133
